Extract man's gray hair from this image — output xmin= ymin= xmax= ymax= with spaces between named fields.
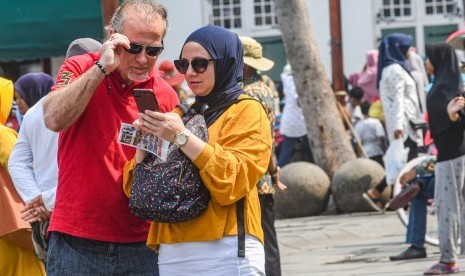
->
xmin=104 ymin=0 xmax=168 ymax=40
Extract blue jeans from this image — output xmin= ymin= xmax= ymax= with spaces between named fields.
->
xmin=277 ymin=135 xmax=313 ymax=167
xmin=47 ymin=232 xmax=159 ymax=276
xmin=406 ymin=178 xmax=435 ymax=248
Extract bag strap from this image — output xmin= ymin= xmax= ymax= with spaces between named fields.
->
xmin=177 ymin=103 xmax=190 ymax=114
xmin=204 ymin=97 xmax=262 ymax=115
xmin=179 ymin=97 xmax=263 ymax=118
xmin=226 ymin=97 xmax=264 ymax=258
xmin=236 ymin=197 xmax=245 ymax=258
xmin=222 ymin=97 xmax=261 ymax=258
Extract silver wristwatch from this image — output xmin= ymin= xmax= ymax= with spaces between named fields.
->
xmin=173 ymin=128 xmax=191 ymax=147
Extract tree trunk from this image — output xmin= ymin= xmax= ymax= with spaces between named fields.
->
xmin=100 ymin=0 xmax=119 ymax=26
xmin=273 ymin=0 xmax=356 ymax=178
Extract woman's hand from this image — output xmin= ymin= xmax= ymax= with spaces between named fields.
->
xmin=447 ymin=96 xmax=465 ymax=122
xmin=133 ymin=118 xmax=146 ymax=134
xmin=20 ymin=195 xmax=51 ymax=222
xmin=132 ymin=118 xmax=147 ymax=163
xmin=140 ymin=110 xmax=205 ymax=161
xmin=140 ymin=111 xmax=185 ymax=142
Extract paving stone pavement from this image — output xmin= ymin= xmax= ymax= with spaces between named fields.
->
xmin=276 ymin=212 xmax=465 ymax=276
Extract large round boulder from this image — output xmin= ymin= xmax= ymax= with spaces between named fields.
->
xmin=331 ymin=158 xmax=388 ymax=213
xmin=275 ymin=162 xmax=330 ymax=218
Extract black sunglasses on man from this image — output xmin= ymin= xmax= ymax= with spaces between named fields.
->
xmin=124 ymin=41 xmax=164 ymax=57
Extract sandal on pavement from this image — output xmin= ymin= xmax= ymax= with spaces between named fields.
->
xmin=424 ymin=263 xmax=459 ymax=275
xmin=362 ymin=192 xmax=383 ymax=213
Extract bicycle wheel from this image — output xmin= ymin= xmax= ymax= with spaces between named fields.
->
xmin=393 ymin=154 xmax=439 ymax=246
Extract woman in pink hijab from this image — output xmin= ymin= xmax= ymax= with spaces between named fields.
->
xmin=357 ymin=50 xmax=380 ymax=103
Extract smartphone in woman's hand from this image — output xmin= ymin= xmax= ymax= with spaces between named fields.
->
xmin=133 ymin=89 xmax=159 ymax=112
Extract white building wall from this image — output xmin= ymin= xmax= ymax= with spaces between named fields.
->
xmin=156 ymin=1 xmax=208 ymax=63
xmin=146 ymin=0 xmax=465 ymax=83
xmin=156 ymin=0 xmax=375 ymax=81
xmin=340 ymin=0 xmax=376 ymax=78
xmin=375 ymin=0 xmax=464 ymax=55
xmin=302 ymin=0 xmax=376 ymax=80
xmin=305 ymin=0 xmax=332 ymax=79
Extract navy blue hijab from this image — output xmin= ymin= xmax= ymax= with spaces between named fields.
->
xmin=377 ymin=33 xmax=413 ymax=88
xmin=180 ymin=25 xmax=244 ymax=125
xmin=14 ymin=73 xmax=54 ymax=108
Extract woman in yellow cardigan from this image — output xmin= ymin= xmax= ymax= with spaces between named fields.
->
xmin=124 ymin=25 xmax=271 ymax=275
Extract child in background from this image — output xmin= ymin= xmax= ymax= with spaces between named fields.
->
xmin=347 ymin=86 xmax=364 ymax=125
xmin=354 ymin=101 xmax=386 ymax=165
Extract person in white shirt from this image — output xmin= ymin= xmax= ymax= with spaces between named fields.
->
xmin=9 ymin=96 xmax=58 ymax=217
xmin=9 ymin=80 xmax=56 ymax=264
xmin=363 ymin=33 xmax=423 ymax=210
xmin=9 ymin=73 xmax=56 ymax=218
xmin=377 ymin=33 xmax=423 ymax=160
xmin=354 ymin=101 xmax=386 ymax=164
xmin=277 ymin=64 xmax=313 ymax=167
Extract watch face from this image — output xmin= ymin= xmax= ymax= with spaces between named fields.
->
xmin=176 ymin=134 xmax=187 ymax=146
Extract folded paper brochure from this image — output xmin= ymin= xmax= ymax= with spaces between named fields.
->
xmin=117 ymin=123 xmax=170 ymax=161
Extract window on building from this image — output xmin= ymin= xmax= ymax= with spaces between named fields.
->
xmin=212 ymin=0 xmax=242 ymax=29
xmin=425 ymin=0 xmax=457 ymax=15
xmin=253 ymin=0 xmax=278 ymax=27
xmin=209 ymin=0 xmax=278 ymax=30
xmin=379 ymin=0 xmax=413 ymax=20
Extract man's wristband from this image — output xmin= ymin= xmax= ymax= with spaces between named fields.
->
xmin=94 ymin=61 xmax=108 ymax=77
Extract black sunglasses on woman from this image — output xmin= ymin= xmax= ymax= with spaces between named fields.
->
xmin=174 ymin=58 xmax=214 ymax=74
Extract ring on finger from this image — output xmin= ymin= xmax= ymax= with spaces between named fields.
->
xmin=34 ymin=211 xmax=39 ymax=216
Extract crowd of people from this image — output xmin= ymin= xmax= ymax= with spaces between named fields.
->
xmin=346 ymin=32 xmax=465 ymax=274
xmin=2 ymin=0 xmax=465 ymax=275
xmin=0 ymin=0 xmax=290 ymax=275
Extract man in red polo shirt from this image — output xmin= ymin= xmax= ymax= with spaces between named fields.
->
xmin=42 ymin=1 xmax=178 ymax=275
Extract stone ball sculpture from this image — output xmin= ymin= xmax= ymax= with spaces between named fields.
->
xmin=275 ymin=162 xmax=331 ymax=218
xmin=331 ymin=158 xmax=388 ymax=213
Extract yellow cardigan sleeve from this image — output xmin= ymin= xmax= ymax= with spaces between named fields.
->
xmin=123 ymin=158 xmax=137 ymax=198
xmin=193 ymin=98 xmax=272 ymax=206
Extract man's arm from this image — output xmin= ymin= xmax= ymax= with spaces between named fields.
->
xmin=44 ymin=33 xmax=129 ymax=131
xmin=44 ymin=66 xmax=105 ymax=131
